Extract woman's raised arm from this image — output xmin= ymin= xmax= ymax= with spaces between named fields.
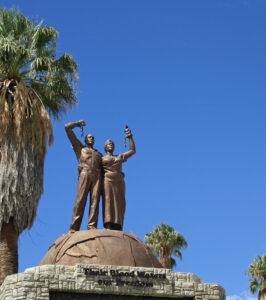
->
xmin=121 ymin=127 xmax=136 ymax=160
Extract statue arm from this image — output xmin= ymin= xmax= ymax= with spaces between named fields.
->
xmin=65 ymin=120 xmax=85 ymax=159
xmin=121 ymin=128 xmax=136 ymax=160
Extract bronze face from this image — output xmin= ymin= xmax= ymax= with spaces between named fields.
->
xmin=104 ymin=140 xmax=115 ymax=153
xmin=85 ymin=134 xmax=95 ymax=146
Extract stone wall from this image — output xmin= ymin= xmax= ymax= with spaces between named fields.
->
xmin=0 ymin=264 xmax=225 ymax=300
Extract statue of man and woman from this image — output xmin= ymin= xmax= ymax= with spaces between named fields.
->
xmin=65 ymin=120 xmax=136 ymax=232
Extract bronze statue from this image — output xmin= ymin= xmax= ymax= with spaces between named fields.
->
xmin=65 ymin=120 xmax=102 ymax=231
xmin=102 ymin=127 xmax=136 ymax=230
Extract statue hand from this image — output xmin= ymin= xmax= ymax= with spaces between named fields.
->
xmin=78 ymin=120 xmax=86 ymax=127
xmin=125 ymin=127 xmax=132 ymax=138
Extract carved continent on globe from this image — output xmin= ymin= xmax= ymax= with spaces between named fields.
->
xmin=40 ymin=229 xmax=162 ymax=268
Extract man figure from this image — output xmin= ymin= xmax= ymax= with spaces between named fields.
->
xmin=65 ymin=120 xmax=102 ymax=231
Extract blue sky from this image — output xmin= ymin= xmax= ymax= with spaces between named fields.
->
xmin=1 ymin=0 xmax=266 ymax=297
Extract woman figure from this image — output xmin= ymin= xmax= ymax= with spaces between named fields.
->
xmin=102 ymin=127 xmax=136 ymax=230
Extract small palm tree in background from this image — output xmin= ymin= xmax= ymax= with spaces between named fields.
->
xmin=145 ymin=223 xmax=188 ymax=269
xmin=0 ymin=8 xmax=78 ymax=284
xmin=247 ymin=255 xmax=266 ymax=300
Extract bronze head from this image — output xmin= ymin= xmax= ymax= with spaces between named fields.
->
xmin=85 ymin=134 xmax=95 ymax=146
xmin=104 ymin=140 xmax=115 ymax=154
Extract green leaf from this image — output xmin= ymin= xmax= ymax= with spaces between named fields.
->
xmin=145 ymin=223 xmax=188 ymax=269
xmin=0 ymin=8 xmax=78 ymax=118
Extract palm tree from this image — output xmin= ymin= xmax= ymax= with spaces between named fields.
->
xmin=145 ymin=223 xmax=188 ymax=269
xmin=247 ymin=255 xmax=266 ymax=300
xmin=0 ymin=8 xmax=78 ymax=284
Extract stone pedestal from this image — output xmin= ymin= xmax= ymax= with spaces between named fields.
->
xmin=0 ymin=264 xmax=225 ymax=300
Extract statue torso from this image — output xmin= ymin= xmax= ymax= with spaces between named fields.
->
xmin=102 ymin=155 xmax=124 ymax=181
xmin=78 ymin=147 xmax=102 ymax=174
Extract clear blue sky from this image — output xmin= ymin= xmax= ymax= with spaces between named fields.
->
xmin=1 ymin=0 xmax=266 ymax=297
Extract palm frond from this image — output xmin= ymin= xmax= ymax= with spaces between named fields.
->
xmin=54 ymin=53 xmax=78 ymax=78
xmin=0 ymin=8 xmax=78 ymax=118
xmin=0 ymin=8 xmax=78 ymax=232
xmin=170 ymin=257 xmax=176 ymax=268
xmin=145 ymin=223 xmax=188 ymax=269
xmin=31 ymin=24 xmax=57 ymax=51
xmin=247 ymin=255 xmax=266 ymax=295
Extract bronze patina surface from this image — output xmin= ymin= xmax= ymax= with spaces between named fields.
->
xmin=40 ymin=229 xmax=161 ymax=268
xmin=102 ymin=127 xmax=136 ymax=231
xmin=66 ymin=122 xmax=135 ymax=232
xmin=65 ymin=120 xmax=102 ymax=231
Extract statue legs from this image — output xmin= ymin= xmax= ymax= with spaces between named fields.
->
xmin=70 ymin=171 xmax=100 ymax=231
xmin=104 ymin=223 xmax=122 ymax=231
xmin=87 ymin=176 xmax=101 ymax=229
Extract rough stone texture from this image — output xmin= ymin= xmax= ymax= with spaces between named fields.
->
xmin=0 ymin=264 xmax=225 ymax=300
xmin=40 ymin=230 xmax=161 ymax=268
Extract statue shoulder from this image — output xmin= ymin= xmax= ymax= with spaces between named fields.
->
xmin=94 ymin=149 xmax=103 ymax=157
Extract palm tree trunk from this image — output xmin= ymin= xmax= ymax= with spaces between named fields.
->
xmin=160 ymin=256 xmax=171 ymax=269
xmin=0 ymin=219 xmax=18 ymax=285
xmin=259 ymin=289 xmax=266 ymax=300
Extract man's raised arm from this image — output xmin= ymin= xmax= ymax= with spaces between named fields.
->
xmin=65 ymin=120 xmax=86 ymax=159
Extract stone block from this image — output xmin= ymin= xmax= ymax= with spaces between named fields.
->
xmin=0 ymin=264 xmax=225 ymax=300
